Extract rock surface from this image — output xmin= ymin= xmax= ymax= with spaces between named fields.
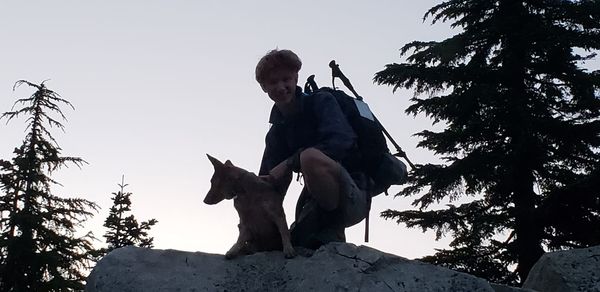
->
xmin=523 ymin=245 xmax=600 ymax=292
xmin=86 ymin=242 xmax=494 ymax=292
xmin=490 ymin=283 xmax=537 ymax=292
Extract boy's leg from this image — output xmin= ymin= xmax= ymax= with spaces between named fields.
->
xmin=299 ymin=148 xmax=342 ymax=211
xmin=290 ymin=187 xmax=346 ymax=249
xmin=291 ymin=147 xmax=368 ymax=249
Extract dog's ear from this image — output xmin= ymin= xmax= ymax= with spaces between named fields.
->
xmin=206 ymin=154 xmax=223 ymax=169
xmin=225 ymin=160 xmax=234 ymax=167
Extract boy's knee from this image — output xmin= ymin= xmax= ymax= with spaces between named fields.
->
xmin=299 ymin=148 xmax=331 ymax=171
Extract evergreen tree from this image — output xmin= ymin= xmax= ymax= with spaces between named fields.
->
xmin=0 ymin=159 xmax=15 ymax=282
xmin=0 ymin=80 xmax=98 ymax=291
xmin=375 ymin=0 xmax=600 ymax=284
xmin=103 ymin=176 xmax=157 ymax=252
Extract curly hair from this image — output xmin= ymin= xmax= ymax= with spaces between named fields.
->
xmin=255 ymin=49 xmax=302 ymax=84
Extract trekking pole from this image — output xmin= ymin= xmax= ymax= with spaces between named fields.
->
xmin=329 ymin=60 xmax=416 ymax=169
xmin=329 ymin=60 xmax=363 ymax=101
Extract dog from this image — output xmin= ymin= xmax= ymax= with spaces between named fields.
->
xmin=204 ymin=154 xmax=295 ymax=259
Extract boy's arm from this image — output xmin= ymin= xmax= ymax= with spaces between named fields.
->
xmin=264 ymin=159 xmax=293 ymax=195
xmin=311 ymin=92 xmax=357 ymax=161
xmin=259 ymin=126 xmax=286 ymax=175
xmin=259 ymin=127 xmax=293 ymax=194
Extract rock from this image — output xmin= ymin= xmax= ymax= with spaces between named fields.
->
xmin=490 ymin=283 xmax=537 ymax=292
xmin=86 ymin=242 xmax=494 ymax=292
xmin=523 ymin=245 xmax=600 ymax=292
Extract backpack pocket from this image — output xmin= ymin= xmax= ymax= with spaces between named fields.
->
xmin=371 ymin=152 xmax=408 ymax=196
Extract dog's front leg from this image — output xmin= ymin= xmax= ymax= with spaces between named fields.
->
xmin=266 ymin=205 xmax=296 ymax=258
xmin=225 ymin=224 xmax=251 ymax=259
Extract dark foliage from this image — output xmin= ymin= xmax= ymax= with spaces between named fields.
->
xmin=0 ymin=80 xmax=98 ymax=291
xmin=375 ymin=0 xmax=600 ymax=285
xmin=103 ymin=176 xmax=157 ymax=253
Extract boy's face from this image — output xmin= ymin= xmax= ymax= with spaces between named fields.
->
xmin=261 ymin=68 xmax=298 ymax=105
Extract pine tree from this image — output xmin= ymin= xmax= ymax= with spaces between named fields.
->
xmin=0 ymin=159 xmax=15 ymax=282
xmin=375 ymin=0 xmax=600 ymax=285
xmin=103 ymin=176 xmax=157 ymax=252
xmin=0 ymin=80 xmax=98 ymax=291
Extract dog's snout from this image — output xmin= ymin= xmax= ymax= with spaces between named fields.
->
xmin=203 ymin=190 xmax=224 ymax=205
xmin=203 ymin=195 xmax=215 ymax=205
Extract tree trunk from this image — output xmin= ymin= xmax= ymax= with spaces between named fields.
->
xmin=499 ymin=0 xmax=545 ymax=282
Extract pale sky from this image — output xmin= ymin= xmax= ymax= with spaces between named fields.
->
xmin=0 ymin=1 xmax=457 ymax=259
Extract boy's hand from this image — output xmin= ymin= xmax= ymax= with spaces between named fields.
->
xmin=269 ymin=160 xmax=292 ymax=185
xmin=262 ymin=160 xmax=293 ymax=194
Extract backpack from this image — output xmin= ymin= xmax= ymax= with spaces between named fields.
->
xmin=296 ymin=60 xmax=411 ymax=243
xmin=303 ymin=73 xmax=408 ymax=197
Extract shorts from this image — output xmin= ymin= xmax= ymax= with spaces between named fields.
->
xmin=294 ymin=165 xmax=369 ymax=229
xmin=335 ymin=166 xmax=370 ymax=228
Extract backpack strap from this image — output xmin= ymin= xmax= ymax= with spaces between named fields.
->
xmin=304 ymin=75 xmax=319 ymax=94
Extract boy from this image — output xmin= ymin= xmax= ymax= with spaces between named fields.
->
xmin=256 ymin=49 xmax=370 ymax=249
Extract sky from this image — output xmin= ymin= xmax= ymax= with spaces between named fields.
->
xmin=0 ymin=1 xmax=459 ymax=259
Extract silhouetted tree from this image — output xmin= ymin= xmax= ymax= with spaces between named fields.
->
xmin=0 ymin=80 xmax=98 ymax=291
xmin=375 ymin=0 xmax=600 ymax=285
xmin=0 ymin=159 xmax=15 ymax=283
xmin=103 ymin=176 xmax=157 ymax=253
